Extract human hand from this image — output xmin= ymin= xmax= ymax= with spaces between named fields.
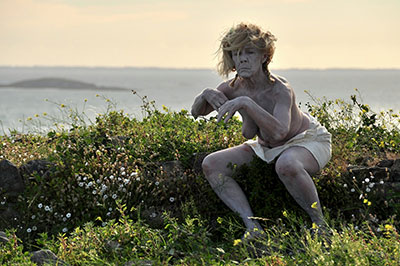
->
xmin=203 ymin=88 xmax=228 ymax=111
xmin=217 ymin=97 xmax=248 ymax=123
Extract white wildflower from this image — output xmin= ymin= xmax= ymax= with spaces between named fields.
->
xmin=365 ymin=178 xmax=370 ymax=183
xmin=112 ymin=194 xmax=117 ymax=199
xmin=32 ymin=226 xmax=37 ymax=231
xmin=27 ymin=228 xmax=32 ymax=233
xmin=38 ymin=203 xmax=43 ymax=209
xmin=169 ymin=197 xmax=175 ymax=202
xmin=66 ymin=213 xmax=71 ymax=218
xmin=366 ymin=188 xmax=371 ymax=192
xmin=155 ymin=181 xmax=160 ymax=186
xmin=343 ymin=183 xmax=348 ymax=188
xmin=62 ymin=227 xmax=68 ymax=233
xmin=45 ymin=206 xmax=50 ymax=211
xmin=351 ymin=188 xmax=355 ymax=192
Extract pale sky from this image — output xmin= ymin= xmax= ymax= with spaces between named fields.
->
xmin=1 ymin=0 xmax=399 ymax=69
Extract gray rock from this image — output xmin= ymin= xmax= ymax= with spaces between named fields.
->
xmin=0 ymin=160 xmax=24 ymax=197
xmin=19 ymin=159 xmax=55 ymax=180
xmin=391 ymin=159 xmax=400 ymax=181
xmin=0 ymin=203 xmax=21 ymax=225
xmin=0 ymin=231 xmax=9 ymax=243
xmin=377 ymin=159 xmax=394 ymax=168
xmin=31 ymin=249 xmax=68 ymax=265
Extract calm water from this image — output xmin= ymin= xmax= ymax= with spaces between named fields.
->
xmin=0 ymin=67 xmax=399 ymax=133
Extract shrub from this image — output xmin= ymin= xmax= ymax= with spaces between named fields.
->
xmin=0 ymin=91 xmax=399 ymax=248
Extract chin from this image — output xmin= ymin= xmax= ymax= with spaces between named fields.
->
xmin=237 ymin=70 xmax=251 ymax=78
xmin=238 ymin=73 xmax=252 ymax=79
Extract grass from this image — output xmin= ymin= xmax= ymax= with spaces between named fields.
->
xmin=1 ymin=205 xmax=399 ymax=265
xmin=0 ymin=91 xmax=400 ymax=265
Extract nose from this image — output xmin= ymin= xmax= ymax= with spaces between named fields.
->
xmin=239 ymin=53 xmax=248 ymax=63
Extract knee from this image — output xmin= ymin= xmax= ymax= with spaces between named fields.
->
xmin=275 ymin=156 xmax=303 ymax=180
xmin=201 ymin=153 xmax=229 ymax=178
xmin=201 ymin=153 xmax=217 ymax=177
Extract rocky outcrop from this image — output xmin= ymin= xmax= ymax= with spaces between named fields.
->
xmin=19 ymin=159 xmax=56 ymax=181
xmin=0 ymin=160 xmax=24 ymax=198
xmin=0 ymin=159 xmax=55 ymax=228
xmin=348 ymin=159 xmax=400 ymax=188
xmin=30 ymin=249 xmax=67 ymax=265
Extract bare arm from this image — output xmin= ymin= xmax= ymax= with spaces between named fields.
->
xmin=246 ymin=91 xmax=292 ymax=142
xmin=217 ymin=87 xmax=293 ymax=142
xmin=191 ymin=83 xmax=229 ymax=119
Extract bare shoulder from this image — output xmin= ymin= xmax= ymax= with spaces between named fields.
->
xmin=272 ymin=73 xmax=290 ymax=85
xmin=273 ymin=75 xmax=292 ymax=92
xmin=216 ymin=79 xmax=235 ymax=96
xmin=272 ymin=75 xmax=294 ymax=103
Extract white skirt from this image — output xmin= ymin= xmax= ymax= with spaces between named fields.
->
xmin=244 ymin=114 xmax=332 ymax=170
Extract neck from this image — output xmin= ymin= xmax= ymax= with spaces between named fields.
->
xmin=239 ymin=69 xmax=272 ymax=90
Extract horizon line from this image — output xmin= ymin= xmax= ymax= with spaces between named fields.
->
xmin=1 ymin=65 xmax=400 ymax=71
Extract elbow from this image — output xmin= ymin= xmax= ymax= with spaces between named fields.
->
xmin=191 ymin=107 xmax=199 ymax=119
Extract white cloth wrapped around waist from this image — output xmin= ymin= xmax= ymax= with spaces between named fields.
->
xmin=244 ymin=114 xmax=332 ymax=170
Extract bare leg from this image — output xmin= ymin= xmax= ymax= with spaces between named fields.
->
xmin=202 ymin=144 xmax=263 ymax=232
xmin=275 ymin=146 xmax=324 ymax=225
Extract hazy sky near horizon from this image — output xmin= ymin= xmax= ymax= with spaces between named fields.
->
xmin=1 ymin=0 xmax=399 ymax=69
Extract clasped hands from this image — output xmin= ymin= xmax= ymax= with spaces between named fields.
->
xmin=203 ymin=89 xmax=248 ymax=123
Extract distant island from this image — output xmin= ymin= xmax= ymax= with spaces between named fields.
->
xmin=0 ymin=77 xmax=129 ymax=91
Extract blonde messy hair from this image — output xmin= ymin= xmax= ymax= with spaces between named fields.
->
xmin=216 ymin=23 xmax=277 ymax=84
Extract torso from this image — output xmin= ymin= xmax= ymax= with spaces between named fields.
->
xmin=221 ymin=74 xmax=310 ymax=148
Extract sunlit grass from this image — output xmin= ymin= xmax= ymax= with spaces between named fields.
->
xmin=0 ymin=91 xmax=399 ymax=264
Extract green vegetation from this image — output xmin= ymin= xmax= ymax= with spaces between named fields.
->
xmin=1 ymin=91 xmax=399 ymax=265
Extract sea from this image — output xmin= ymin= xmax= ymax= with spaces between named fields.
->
xmin=0 ymin=66 xmax=399 ymax=134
